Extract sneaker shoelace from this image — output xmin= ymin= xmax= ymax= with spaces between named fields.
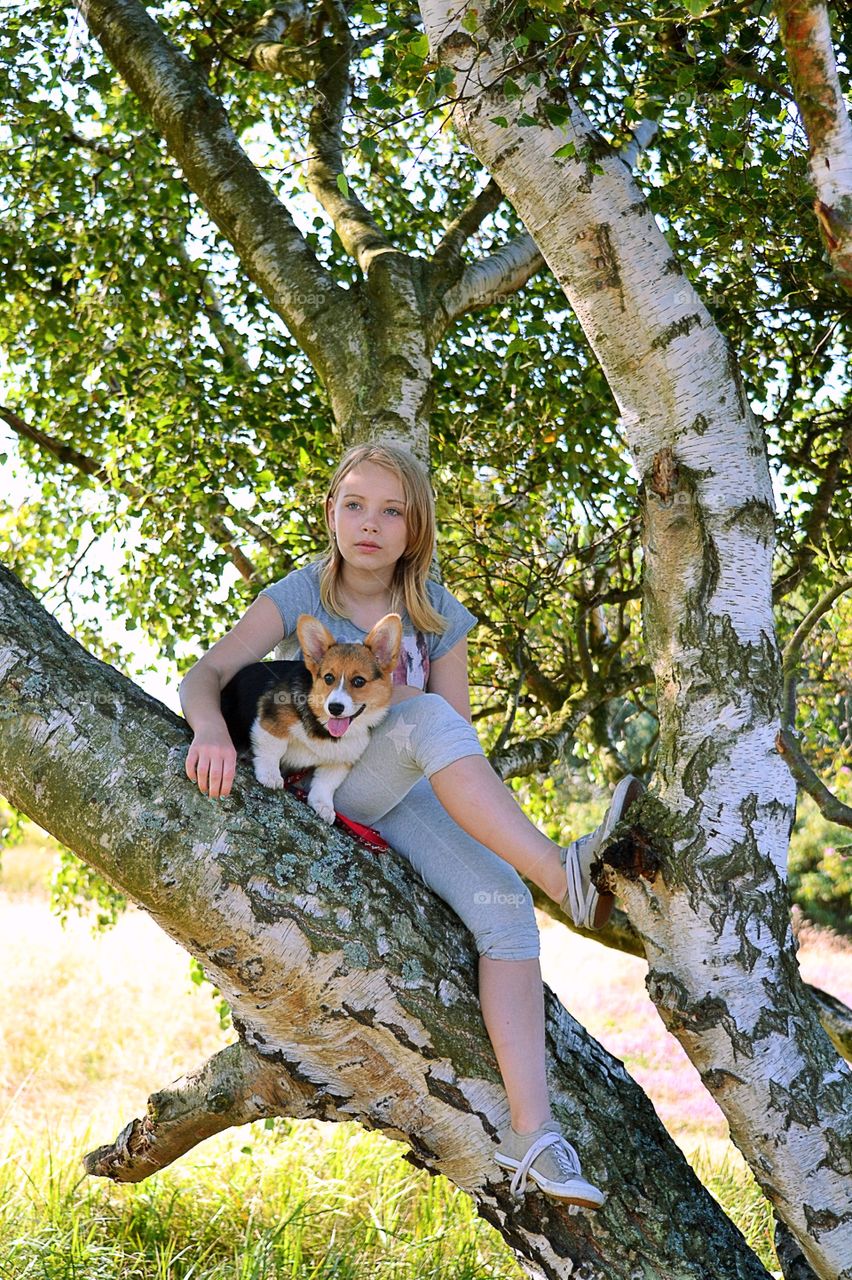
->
xmin=562 ymin=832 xmax=595 ymax=928
xmin=509 ymin=1131 xmax=583 ymax=1200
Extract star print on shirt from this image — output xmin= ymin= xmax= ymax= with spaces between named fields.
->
xmin=385 ymin=713 xmax=415 ymax=755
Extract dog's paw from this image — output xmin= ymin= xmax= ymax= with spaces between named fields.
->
xmin=254 ymin=765 xmax=285 ymax=790
xmin=307 ymin=793 xmax=337 ymax=824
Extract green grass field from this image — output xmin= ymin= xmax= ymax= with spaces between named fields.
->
xmin=2 ymin=833 xmax=850 ymax=1279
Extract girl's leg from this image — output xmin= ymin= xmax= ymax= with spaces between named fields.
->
xmin=332 ymin=697 xmax=569 ymax=906
xmin=478 ymin=956 xmax=552 ymax=1133
xmin=371 ymin=775 xmax=550 ymax=1132
xmin=429 ymin=756 xmax=568 ymax=903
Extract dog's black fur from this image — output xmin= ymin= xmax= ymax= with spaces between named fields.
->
xmin=220 ymin=660 xmax=327 ymax=751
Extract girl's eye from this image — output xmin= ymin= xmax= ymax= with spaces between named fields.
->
xmin=324 ymin=673 xmax=335 ymax=685
xmin=345 ymin=501 xmax=360 ymax=509
xmin=386 ymin=508 xmax=402 ymax=517
xmin=351 ymin=676 xmax=366 ymax=688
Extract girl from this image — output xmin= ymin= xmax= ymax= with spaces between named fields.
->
xmin=181 ymin=442 xmax=641 ymax=1209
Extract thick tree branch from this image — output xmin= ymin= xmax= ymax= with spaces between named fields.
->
xmin=0 ymin=403 xmax=259 ymax=581
xmin=775 ymin=0 xmax=852 ymax=291
xmin=436 ymin=233 xmax=546 ymax=331
xmin=82 ymin=1042 xmax=285 ymax=1181
xmin=75 ymin=0 xmax=361 ymax=395
xmin=244 ymin=2 xmax=318 ymax=79
xmin=305 ymin=1 xmax=397 ymax=271
xmin=0 ymin=562 xmax=773 ymax=1277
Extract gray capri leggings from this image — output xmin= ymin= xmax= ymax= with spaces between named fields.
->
xmin=331 ymin=693 xmax=540 ymax=961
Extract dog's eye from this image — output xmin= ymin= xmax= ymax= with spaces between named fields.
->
xmin=351 ymin=676 xmax=366 ymax=688
xmin=324 ymin=673 xmax=335 ymax=685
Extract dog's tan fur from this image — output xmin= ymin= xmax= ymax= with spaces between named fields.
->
xmin=249 ymin=612 xmax=402 ymax=822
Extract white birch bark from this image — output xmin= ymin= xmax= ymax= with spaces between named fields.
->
xmin=418 ymin=3 xmax=852 ymax=1275
xmin=775 ymin=0 xmax=852 ymax=291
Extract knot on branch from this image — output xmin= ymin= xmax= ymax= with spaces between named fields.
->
xmin=594 ymin=824 xmax=660 ymax=892
xmin=82 ymin=1115 xmax=155 ymax=1182
xmin=650 ymin=447 xmax=678 ymax=504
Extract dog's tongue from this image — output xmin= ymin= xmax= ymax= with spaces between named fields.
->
xmin=327 ymin=716 xmax=351 ymax=738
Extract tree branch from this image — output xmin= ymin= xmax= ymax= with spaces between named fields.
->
xmin=432 ymin=178 xmax=503 ymax=264
xmin=773 ymin=432 xmax=850 ymax=601
xmin=776 ymin=728 xmax=852 ymax=827
xmin=436 ymin=233 xmax=546 ymax=330
xmin=82 ymin=1042 xmax=284 ymax=1181
xmin=782 ymin=572 xmax=852 ymax=724
xmin=75 ymin=0 xmax=361 ymax=390
xmin=0 ymin=403 xmax=259 ymax=581
xmin=304 ymin=0 xmax=397 ymax=271
xmin=171 ymin=240 xmax=254 ymax=375
xmin=488 ymin=663 xmax=654 ymax=780
xmin=774 ymin=0 xmax=852 ymax=291
xmin=244 ymin=1 xmax=319 ymax=79
xmin=618 ymin=118 xmax=658 ymax=171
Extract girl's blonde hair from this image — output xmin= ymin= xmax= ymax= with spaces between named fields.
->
xmin=318 ymin=442 xmax=448 ymax=635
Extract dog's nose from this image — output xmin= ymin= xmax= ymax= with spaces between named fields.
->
xmin=328 ymin=701 xmax=345 ymax=716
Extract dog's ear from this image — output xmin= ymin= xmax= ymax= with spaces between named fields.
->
xmin=364 ymin=613 xmax=402 ymax=673
xmin=297 ymin=614 xmax=337 ymax=670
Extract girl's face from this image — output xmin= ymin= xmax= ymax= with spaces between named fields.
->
xmin=327 ymin=462 xmax=409 ymax=573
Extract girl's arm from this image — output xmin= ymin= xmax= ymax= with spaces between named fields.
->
xmin=426 ymin=637 xmax=473 ymax=724
xmin=180 ymin=595 xmax=285 ymax=798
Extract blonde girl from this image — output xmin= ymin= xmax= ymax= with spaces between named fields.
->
xmin=181 ymin=441 xmax=641 ymax=1208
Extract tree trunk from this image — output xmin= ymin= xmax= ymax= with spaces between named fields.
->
xmin=0 ymin=562 xmax=776 ymax=1277
xmin=774 ymin=0 xmax=852 ymax=291
xmin=418 ymin=3 xmax=852 ymax=1276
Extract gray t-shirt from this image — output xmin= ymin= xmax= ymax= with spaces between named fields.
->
xmin=260 ymin=559 xmax=477 ymax=691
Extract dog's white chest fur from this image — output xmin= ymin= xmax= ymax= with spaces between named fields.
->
xmin=251 ymin=716 xmax=372 ymax=773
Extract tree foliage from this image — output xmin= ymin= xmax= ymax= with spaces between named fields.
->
xmin=0 ymin=0 xmax=850 ymax=906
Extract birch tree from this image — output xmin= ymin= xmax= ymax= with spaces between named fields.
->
xmin=417 ymin=1 xmax=852 ymax=1275
xmin=1 ymin=2 xmax=851 ymax=1276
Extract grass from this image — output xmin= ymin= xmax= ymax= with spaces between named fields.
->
xmin=0 ymin=1123 xmax=517 ymax=1279
xmin=3 ymin=832 xmax=850 ymax=1279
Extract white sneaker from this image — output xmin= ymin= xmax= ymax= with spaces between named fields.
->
xmin=495 ymin=1120 xmax=605 ymax=1210
xmin=560 ymin=775 xmax=644 ymax=930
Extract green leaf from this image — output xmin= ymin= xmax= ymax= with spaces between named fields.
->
xmin=544 ymin=103 xmax=571 ymax=127
xmin=524 ymin=20 xmax=552 ymax=42
xmin=336 ymin=173 xmax=349 ymax=197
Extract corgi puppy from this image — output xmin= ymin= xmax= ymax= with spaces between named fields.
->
xmin=220 ymin=612 xmax=402 ymax=823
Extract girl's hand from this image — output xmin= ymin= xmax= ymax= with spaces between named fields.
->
xmin=186 ymin=728 xmax=237 ymax=799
